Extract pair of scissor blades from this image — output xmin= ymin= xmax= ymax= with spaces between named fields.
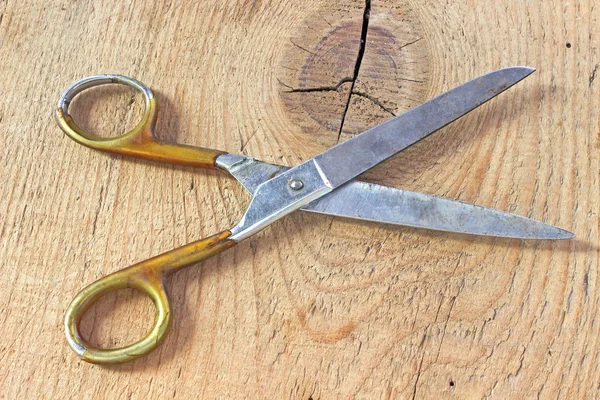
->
xmin=58 ymin=66 xmax=573 ymax=364
xmin=218 ymin=67 xmax=573 ymax=241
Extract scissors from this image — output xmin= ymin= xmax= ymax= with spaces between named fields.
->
xmin=55 ymin=67 xmax=574 ymax=364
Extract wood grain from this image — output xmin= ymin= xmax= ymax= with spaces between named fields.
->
xmin=0 ymin=0 xmax=597 ymax=398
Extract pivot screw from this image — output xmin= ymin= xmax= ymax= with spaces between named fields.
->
xmin=289 ymin=178 xmax=304 ymax=191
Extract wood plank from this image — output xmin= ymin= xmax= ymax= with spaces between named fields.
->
xmin=0 ymin=0 xmax=597 ymax=398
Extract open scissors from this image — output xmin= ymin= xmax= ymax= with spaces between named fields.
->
xmin=55 ymin=67 xmax=574 ymax=364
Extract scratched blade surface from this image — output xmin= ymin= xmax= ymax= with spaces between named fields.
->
xmin=312 ymin=67 xmax=536 ymax=188
xmin=305 ymin=181 xmax=574 ymax=239
xmin=229 ymin=67 xmax=538 ymax=240
xmin=218 ymin=155 xmax=574 ymax=239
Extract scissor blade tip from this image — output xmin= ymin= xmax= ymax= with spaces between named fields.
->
xmin=531 ymin=227 xmax=575 ymax=240
xmin=502 ymin=66 xmax=535 ymax=77
xmin=495 ymin=66 xmax=535 ymax=78
xmin=519 ymin=66 xmax=536 ymax=74
xmin=556 ymin=230 xmax=576 ymax=240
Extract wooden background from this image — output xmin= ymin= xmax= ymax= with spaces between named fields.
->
xmin=1 ymin=0 xmax=598 ymax=398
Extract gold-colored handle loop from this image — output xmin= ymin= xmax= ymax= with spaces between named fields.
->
xmin=55 ymin=74 xmax=158 ymax=149
xmin=64 ymin=230 xmax=236 ymax=364
xmin=64 ymin=264 xmax=172 ymax=364
xmin=55 ymin=74 xmax=224 ymax=168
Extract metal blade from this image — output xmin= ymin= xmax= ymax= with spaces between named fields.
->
xmin=217 ymin=154 xmax=574 ymax=240
xmin=305 ymin=181 xmax=574 ymax=240
xmin=229 ymin=67 xmax=536 ymax=240
xmin=313 ymin=67 xmax=536 ymax=188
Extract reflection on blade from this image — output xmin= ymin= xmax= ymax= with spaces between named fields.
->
xmin=216 ymin=154 xmax=574 ymax=240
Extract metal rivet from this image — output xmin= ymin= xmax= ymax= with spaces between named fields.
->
xmin=289 ymin=178 xmax=304 ymax=191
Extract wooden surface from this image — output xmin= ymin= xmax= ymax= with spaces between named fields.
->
xmin=0 ymin=0 xmax=598 ymax=398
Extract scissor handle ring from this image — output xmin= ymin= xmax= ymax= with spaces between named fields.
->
xmin=64 ymin=230 xmax=235 ymax=364
xmin=64 ymin=264 xmax=172 ymax=364
xmin=55 ymin=74 xmax=158 ymax=149
xmin=55 ymin=75 xmax=225 ymax=168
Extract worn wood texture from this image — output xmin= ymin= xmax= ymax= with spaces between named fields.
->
xmin=0 ymin=0 xmax=598 ymax=398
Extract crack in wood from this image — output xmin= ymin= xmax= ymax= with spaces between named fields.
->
xmin=351 ymin=90 xmax=396 ymax=116
xmin=279 ymin=74 xmax=395 ymax=117
xmin=589 ymin=63 xmax=599 ymax=86
xmin=289 ymin=38 xmax=317 ymax=55
xmin=91 ymin=185 xmax=104 ymax=236
xmin=336 ymin=0 xmax=371 ymax=142
xmin=282 ymin=76 xmax=353 ymax=93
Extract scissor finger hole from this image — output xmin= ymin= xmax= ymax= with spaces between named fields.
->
xmin=66 ymin=84 xmax=145 ymax=139
xmin=78 ymin=288 xmax=155 ymax=349
xmin=57 ymin=74 xmax=155 ymax=142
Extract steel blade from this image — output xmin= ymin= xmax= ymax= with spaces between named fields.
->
xmin=217 ymin=154 xmax=574 ymax=239
xmin=305 ymin=181 xmax=574 ymax=240
xmin=229 ymin=67 xmax=535 ymax=240
xmin=313 ymin=67 xmax=535 ymax=188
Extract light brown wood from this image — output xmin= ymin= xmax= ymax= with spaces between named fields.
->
xmin=0 ymin=0 xmax=597 ymax=398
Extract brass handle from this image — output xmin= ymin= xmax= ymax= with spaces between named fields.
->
xmin=64 ymin=230 xmax=236 ymax=364
xmin=55 ymin=74 xmax=224 ymax=169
